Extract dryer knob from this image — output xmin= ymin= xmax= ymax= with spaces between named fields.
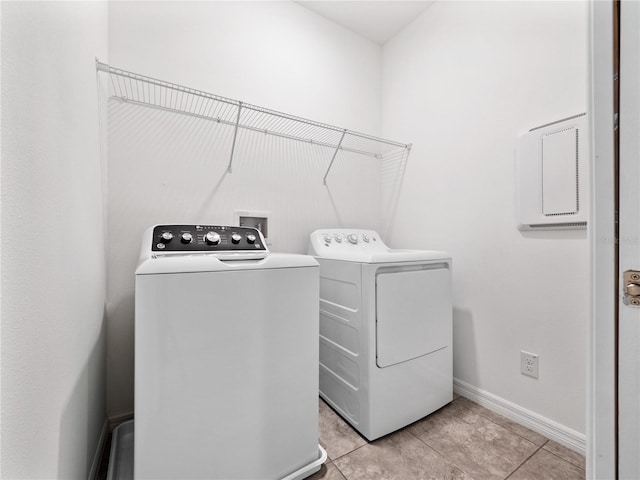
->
xmin=161 ymin=232 xmax=174 ymax=242
xmin=334 ymin=234 xmax=342 ymax=243
xmin=181 ymin=232 xmax=193 ymax=244
xmin=246 ymin=234 xmax=257 ymax=244
xmin=204 ymin=232 xmax=221 ymax=245
xmin=347 ymin=234 xmax=358 ymax=245
xmin=231 ymin=233 xmax=242 ymax=244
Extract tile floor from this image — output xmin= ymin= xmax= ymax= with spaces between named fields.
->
xmin=98 ymin=395 xmax=586 ymax=480
xmin=312 ymin=395 xmax=585 ymax=480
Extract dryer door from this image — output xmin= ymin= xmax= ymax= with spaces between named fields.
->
xmin=376 ymin=266 xmax=451 ymax=368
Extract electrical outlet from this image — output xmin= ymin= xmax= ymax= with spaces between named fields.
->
xmin=520 ymin=351 xmax=539 ymax=379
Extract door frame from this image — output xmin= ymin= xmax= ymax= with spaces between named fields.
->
xmin=616 ymin=0 xmax=640 ymax=476
xmin=589 ymin=0 xmax=617 ymax=478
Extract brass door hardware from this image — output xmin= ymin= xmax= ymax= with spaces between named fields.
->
xmin=623 ymin=270 xmax=640 ymax=306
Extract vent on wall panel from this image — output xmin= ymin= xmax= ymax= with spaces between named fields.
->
xmin=516 ymin=113 xmax=588 ymax=231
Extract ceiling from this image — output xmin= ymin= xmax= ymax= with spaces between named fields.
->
xmin=296 ymin=1 xmax=434 ymax=45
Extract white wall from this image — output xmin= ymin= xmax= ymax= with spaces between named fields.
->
xmin=106 ymin=1 xmax=384 ymax=418
xmin=1 ymin=2 xmax=108 ymax=478
xmin=383 ymin=1 xmax=589 ymax=435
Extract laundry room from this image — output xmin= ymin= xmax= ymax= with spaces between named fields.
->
xmin=2 ymin=1 xmax=599 ymax=479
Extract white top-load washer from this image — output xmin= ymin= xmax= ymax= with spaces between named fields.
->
xmin=308 ymin=229 xmax=452 ymax=440
xmin=135 ymin=224 xmax=326 ymax=480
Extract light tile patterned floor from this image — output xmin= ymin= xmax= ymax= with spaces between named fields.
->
xmin=97 ymin=395 xmax=585 ymax=480
xmin=311 ymin=396 xmax=585 ymax=480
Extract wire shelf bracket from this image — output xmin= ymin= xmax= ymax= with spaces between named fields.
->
xmin=227 ymin=102 xmax=242 ymax=174
xmin=96 ymin=60 xmax=412 ymax=183
xmin=323 ymin=129 xmax=347 ymax=185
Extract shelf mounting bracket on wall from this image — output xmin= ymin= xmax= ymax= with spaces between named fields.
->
xmin=227 ymin=102 xmax=243 ymax=174
xmin=323 ymin=129 xmax=347 ymax=185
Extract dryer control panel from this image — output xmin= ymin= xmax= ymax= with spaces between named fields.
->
xmin=152 ymin=225 xmax=267 ymax=253
xmin=309 ymin=229 xmax=385 ymax=249
xmin=309 ymin=229 xmax=388 ymax=256
xmin=308 ymin=229 xmax=447 ymax=264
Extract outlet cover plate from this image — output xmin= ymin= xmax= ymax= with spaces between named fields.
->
xmin=521 ymin=351 xmax=539 ymax=379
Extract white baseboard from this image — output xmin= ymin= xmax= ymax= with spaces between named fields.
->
xmin=89 ymin=418 xmax=109 ymax=480
xmin=453 ymin=378 xmax=586 ymax=455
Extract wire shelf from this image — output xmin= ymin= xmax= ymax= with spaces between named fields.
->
xmin=96 ymin=60 xmax=411 ymax=183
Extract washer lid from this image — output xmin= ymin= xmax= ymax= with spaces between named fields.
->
xmin=136 ymin=252 xmax=318 ymax=275
xmin=308 ymin=229 xmax=449 ymax=263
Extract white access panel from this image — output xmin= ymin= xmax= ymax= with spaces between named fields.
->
xmin=516 ymin=113 xmax=588 ymax=230
xmin=542 ymin=127 xmax=579 ymax=215
xmin=376 ymin=267 xmax=451 ymax=368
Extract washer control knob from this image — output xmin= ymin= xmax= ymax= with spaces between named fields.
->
xmin=180 ymin=232 xmax=193 ymax=244
xmin=334 ymin=234 xmax=342 ymax=243
xmin=323 ymin=235 xmax=332 ymax=244
xmin=347 ymin=234 xmax=358 ymax=245
xmin=204 ymin=232 xmax=221 ymax=245
xmin=161 ymin=232 xmax=174 ymax=242
xmin=246 ymin=234 xmax=257 ymax=244
xmin=231 ymin=233 xmax=242 ymax=244
xmin=362 ymin=234 xmax=370 ymax=243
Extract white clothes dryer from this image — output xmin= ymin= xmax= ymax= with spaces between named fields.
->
xmin=135 ymin=224 xmax=326 ymax=480
xmin=308 ymin=229 xmax=452 ymax=440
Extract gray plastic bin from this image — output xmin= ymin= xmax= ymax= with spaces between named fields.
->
xmin=107 ymin=420 xmax=133 ymax=480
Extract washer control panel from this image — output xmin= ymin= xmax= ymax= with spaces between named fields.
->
xmin=152 ymin=225 xmax=267 ymax=253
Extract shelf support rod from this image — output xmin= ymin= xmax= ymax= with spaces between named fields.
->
xmin=323 ymin=129 xmax=347 ymax=185
xmin=227 ymin=102 xmax=243 ymax=173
